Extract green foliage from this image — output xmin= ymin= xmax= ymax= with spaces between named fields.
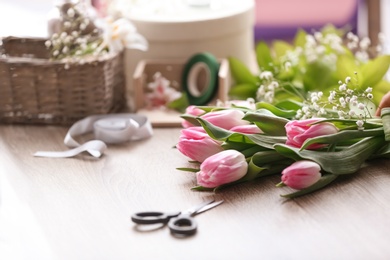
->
xmin=180 ymin=25 xmax=390 ymax=199
xmin=256 ymin=41 xmax=274 ymax=71
xmin=228 ymin=57 xmax=259 ymax=85
xmin=229 ymin=25 xmax=390 ymax=110
xmin=274 ymin=136 xmax=384 ymax=175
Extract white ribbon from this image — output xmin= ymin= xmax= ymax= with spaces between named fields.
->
xmin=34 ymin=114 xmax=153 ymax=158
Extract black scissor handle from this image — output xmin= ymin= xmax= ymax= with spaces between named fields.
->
xmin=131 ymin=211 xmax=181 ymax=225
xmin=168 ymin=215 xmax=198 ymax=236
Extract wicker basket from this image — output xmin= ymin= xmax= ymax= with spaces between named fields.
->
xmin=0 ymin=37 xmax=126 ymax=125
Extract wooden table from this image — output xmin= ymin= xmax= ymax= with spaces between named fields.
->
xmin=1 ymin=124 xmax=390 ymax=260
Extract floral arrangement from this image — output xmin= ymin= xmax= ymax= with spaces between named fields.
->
xmin=45 ymin=1 xmax=147 ymax=63
xmin=176 ymin=26 xmax=390 ymax=198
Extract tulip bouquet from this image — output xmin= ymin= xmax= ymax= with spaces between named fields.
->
xmin=175 ymin=26 xmax=390 ymax=198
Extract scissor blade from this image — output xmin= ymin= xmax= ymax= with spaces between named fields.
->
xmin=194 ymin=200 xmax=224 ymax=215
xmin=185 ymin=199 xmax=215 ymax=215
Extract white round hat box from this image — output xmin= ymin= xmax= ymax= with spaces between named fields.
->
xmin=119 ymin=0 xmax=255 ymax=110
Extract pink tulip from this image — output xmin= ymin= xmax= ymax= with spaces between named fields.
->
xmin=201 ymin=109 xmax=249 ymax=130
xmin=285 ymin=118 xmax=338 ymax=149
xmin=229 ymin=124 xmax=263 ymax=134
xmin=197 ymin=150 xmax=248 ymax=188
xmin=182 ymin=106 xmax=205 ymax=128
xmin=176 ymin=127 xmax=223 ymax=162
xmin=281 ymin=160 xmax=322 ymax=190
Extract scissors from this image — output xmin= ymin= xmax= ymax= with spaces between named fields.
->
xmin=131 ymin=199 xmax=224 ymax=236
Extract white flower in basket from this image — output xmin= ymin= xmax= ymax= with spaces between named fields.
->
xmin=98 ymin=17 xmax=148 ymax=54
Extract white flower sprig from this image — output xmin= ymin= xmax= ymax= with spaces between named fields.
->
xmin=295 ymin=73 xmax=375 ymax=129
xmin=256 ymin=71 xmax=280 ymax=103
xmin=45 ymin=2 xmax=147 ymax=63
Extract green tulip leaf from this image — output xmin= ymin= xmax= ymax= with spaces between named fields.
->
xmin=191 ymin=186 xmax=214 ymax=191
xmin=318 ymin=118 xmax=382 ymax=130
xmin=272 ymin=40 xmax=293 ymax=60
xmin=372 ymin=80 xmax=390 ymax=105
xmin=281 ymin=174 xmax=338 ymax=198
xmin=243 ymin=109 xmax=289 ymax=136
xmin=294 ymin=29 xmax=307 ymax=48
xmin=300 ymin=127 xmax=384 ymax=150
xmin=176 ymin=167 xmax=199 ymax=172
xmin=240 ymin=145 xmax=271 ymax=158
xmin=222 ymin=141 xmax=257 ymax=151
xmin=361 ymin=55 xmax=390 ymax=88
xmin=303 ymin=61 xmax=334 ymax=91
xmin=256 ymin=41 xmax=274 ymax=71
xmin=245 ymin=134 xmax=287 ymax=149
xmin=279 ymin=82 xmax=306 ymax=100
xmin=166 ymin=93 xmax=189 ymax=113
xmin=274 ymin=136 xmax=385 ymax=174
xmin=336 ymin=55 xmax=361 ymax=86
xmin=274 ymin=99 xmax=303 ymax=111
xmin=255 ymin=102 xmax=297 ymax=118
xmin=196 ymin=117 xmax=253 ymax=143
xmin=228 ymin=56 xmax=259 ymax=85
xmin=197 ymin=117 xmax=286 ymax=149
xmin=229 ymin=83 xmax=258 ymax=99
xmin=180 ymin=114 xmax=201 ymax=126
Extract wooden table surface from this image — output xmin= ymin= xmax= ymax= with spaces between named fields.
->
xmin=1 ymin=123 xmax=390 ymax=260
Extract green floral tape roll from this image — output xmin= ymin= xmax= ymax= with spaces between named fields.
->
xmin=182 ymin=53 xmax=219 ymax=105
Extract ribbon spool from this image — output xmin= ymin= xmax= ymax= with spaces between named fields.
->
xmin=182 ymin=53 xmax=219 ymax=105
xmin=34 ymin=114 xmax=153 ymax=158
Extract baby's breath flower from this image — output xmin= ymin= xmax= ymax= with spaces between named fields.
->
xmin=359 ymin=37 xmax=371 ymax=50
xmin=80 ymin=22 xmax=87 ymax=31
xmin=284 ymin=61 xmax=291 ymax=70
xmin=355 ymin=51 xmax=369 ymax=62
xmin=62 ymin=46 xmax=69 ymax=54
xmin=347 ymin=41 xmax=358 ymax=49
xmin=64 ymin=35 xmax=73 ymax=44
xmin=358 ymin=103 xmax=365 ymax=110
xmin=67 ymin=8 xmax=75 ymax=17
xmin=339 ymin=84 xmax=347 ymax=91
xmin=257 ymin=85 xmax=265 ymax=96
xmin=264 ymin=91 xmax=274 ymax=103
xmin=356 ymin=120 xmax=364 ymax=130
xmin=338 ymin=111 xmax=345 ymax=118
xmin=314 ymin=31 xmax=323 ymax=41
xmin=345 ymin=76 xmax=351 ymax=83
xmin=45 ymin=40 xmax=52 ymax=48
xmin=259 ymin=71 xmax=273 ymax=81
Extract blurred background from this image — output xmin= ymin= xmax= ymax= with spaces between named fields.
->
xmin=0 ymin=0 xmax=388 ymax=47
